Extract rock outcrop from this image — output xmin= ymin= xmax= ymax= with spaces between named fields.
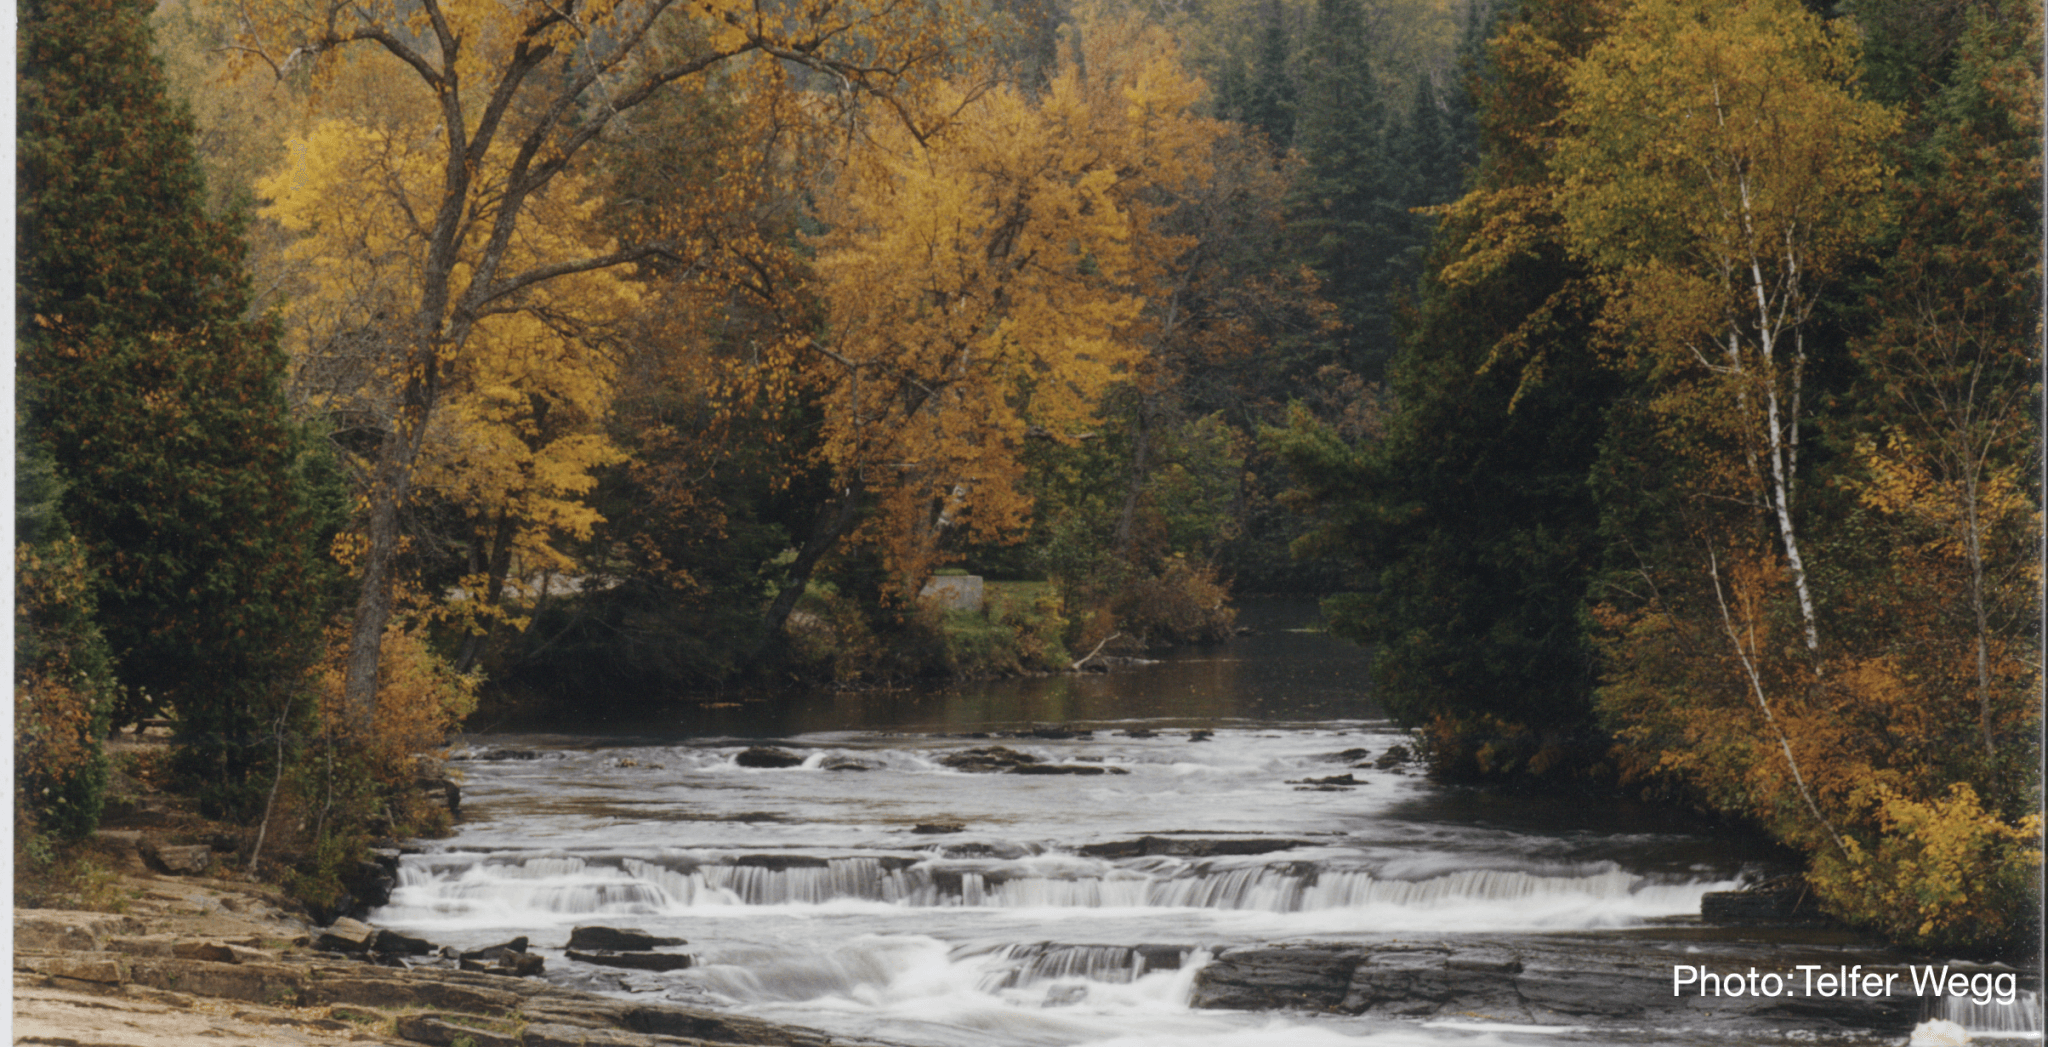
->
xmin=1189 ymin=939 xmax=1921 ymax=1037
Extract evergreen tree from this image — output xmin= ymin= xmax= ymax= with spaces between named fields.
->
xmin=1242 ymin=0 xmax=1298 ymax=148
xmin=18 ymin=0 xmax=331 ymax=816
xmin=1287 ymin=0 xmax=1406 ymax=379
xmin=1275 ymin=0 xmax=1619 ymax=777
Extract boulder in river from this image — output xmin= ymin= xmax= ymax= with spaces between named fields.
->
xmin=1012 ymin=763 xmax=1129 ymax=776
xmin=1700 ymin=877 xmax=1832 ymax=926
xmin=566 ymin=949 xmax=695 ymax=972
xmin=734 ymin=746 xmax=805 ymax=768
xmin=940 ymin=746 xmax=1039 ymax=773
xmin=568 ymin=927 xmax=686 ymax=952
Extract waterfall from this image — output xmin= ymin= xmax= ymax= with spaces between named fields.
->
xmin=1932 ymin=989 xmax=2042 ymax=1039
xmin=385 ymin=851 xmax=1719 ymax=923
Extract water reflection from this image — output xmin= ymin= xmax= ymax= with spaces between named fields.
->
xmin=496 ymin=598 xmax=1378 ymax=739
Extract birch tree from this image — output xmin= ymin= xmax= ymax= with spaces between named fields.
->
xmin=1553 ymin=0 xmax=1896 ymax=662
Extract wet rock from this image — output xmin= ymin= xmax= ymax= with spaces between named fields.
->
xmin=1043 ymin=984 xmax=1089 ymax=1006
xmin=1188 ymin=730 xmax=1214 ymax=742
xmin=140 ymin=840 xmax=213 ymax=876
xmin=1373 ymin=745 xmax=1412 ymax=769
xmin=1342 ymin=948 xmax=1464 ymax=1016
xmin=1286 ymin=774 xmax=1360 ymax=787
xmin=1190 ymin=945 xmax=1361 ymax=1010
xmin=566 ymin=949 xmax=694 ymax=972
xmin=913 ymin=822 xmax=966 ymax=834
xmin=1020 ymin=726 xmax=1094 ymax=739
xmin=375 ymin=929 xmax=438 ymax=956
xmin=1700 ymin=877 xmax=1831 ymax=926
xmin=1011 ymin=763 xmax=1129 ymax=775
xmin=461 ymin=952 xmax=546 ymax=977
xmin=820 ymin=756 xmax=877 ymax=771
xmin=1319 ymin=748 xmax=1372 ymax=763
xmin=734 ymin=746 xmax=805 ymax=768
xmin=567 ymin=927 xmax=685 ymax=952
xmin=735 ymin=854 xmax=830 ymax=870
xmin=1117 ymin=729 xmax=1158 ymax=738
xmin=934 ymin=840 xmax=1032 ymax=859
xmin=1078 ymin=836 xmax=1311 ymax=859
xmin=940 ymin=746 xmax=1040 ymax=772
xmin=1192 ymin=940 xmax=1921 ymax=1035
xmin=314 ymin=918 xmax=380 ymax=954
xmin=459 ymin=937 xmax=530 ymax=961
xmin=456 ymin=749 xmax=546 ymax=761
xmin=341 ymin=858 xmax=397 ymax=916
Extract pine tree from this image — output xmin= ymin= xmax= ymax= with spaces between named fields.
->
xmin=19 ymin=0 xmax=331 ymax=816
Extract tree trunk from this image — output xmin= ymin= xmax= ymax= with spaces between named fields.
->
xmin=1114 ymin=395 xmax=1152 ymax=558
xmin=455 ymin=506 xmax=519 ymax=674
xmin=338 ymin=341 xmax=442 ymax=729
xmin=757 ymin=475 xmax=868 ymax=651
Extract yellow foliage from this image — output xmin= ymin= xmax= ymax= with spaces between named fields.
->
xmin=811 ymin=8 xmax=1223 ymax=595
xmin=316 ymin=624 xmax=477 ymax=786
xmin=1811 ymin=783 xmax=2042 ymax=949
xmin=258 ymin=70 xmax=633 ymax=628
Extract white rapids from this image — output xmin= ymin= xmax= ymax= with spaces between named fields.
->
xmin=371 ymin=722 xmax=1766 ymax=1047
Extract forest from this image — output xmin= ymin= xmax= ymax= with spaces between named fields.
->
xmin=16 ymin=0 xmax=2040 ymax=953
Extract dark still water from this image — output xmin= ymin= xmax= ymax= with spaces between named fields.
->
xmin=379 ymin=600 xmax=2033 ymax=1047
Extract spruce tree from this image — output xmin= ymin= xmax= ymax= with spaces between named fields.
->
xmin=19 ymin=0 xmax=330 ymax=816
xmin=1288 ymin=0 xmax=1405 ymax=379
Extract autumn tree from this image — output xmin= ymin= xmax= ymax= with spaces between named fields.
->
xmin=223 ymin=0 xmax=967 ymax=723
xmin=761 ymin=9 xmax=1224 ymax=636
xmin=19 ymin=0 xmax=333 ymax=814
xmin=1555 ymin=0 xmax=1895 ymax=662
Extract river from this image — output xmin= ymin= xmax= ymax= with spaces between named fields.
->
xmin=372 ymin=599 xmax=2039 ymax=1046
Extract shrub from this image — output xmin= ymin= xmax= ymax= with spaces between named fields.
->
xmin=15 ymin=538 xmax=117 ymax=842
xmin=1110 ymin=558 xmax=1237 ymax=644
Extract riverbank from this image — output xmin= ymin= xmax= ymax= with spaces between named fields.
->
xmin=13 ymin=863 xmax=902 ymax=1047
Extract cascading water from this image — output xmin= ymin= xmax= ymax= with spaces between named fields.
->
xmin=1931 ymin=989 xmax=2043 ymax=1039
xmin=368 ymin=602 xmax=2004 ymax=1047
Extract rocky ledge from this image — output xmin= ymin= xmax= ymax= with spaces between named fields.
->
xmin=1189 ymin=938 xmax=1927 ymax=1038
xmin=14 ymin=872 xmax=903 ymax=1047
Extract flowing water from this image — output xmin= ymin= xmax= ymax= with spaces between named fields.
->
xmin=373 ymin=601 xmax=2038 ymax=1046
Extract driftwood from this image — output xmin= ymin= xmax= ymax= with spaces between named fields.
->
xmin=1069 ymin=632 xmax=1125 ymax=673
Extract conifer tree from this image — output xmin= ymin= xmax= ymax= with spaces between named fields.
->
xmin=19 ymin=0 xmax=330 ymax=816
xmin=1287 ymin=0 xmax=1404 ymax=378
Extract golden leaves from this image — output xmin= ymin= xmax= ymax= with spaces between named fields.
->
xmin=808 ymin=8 xmax=1224 ymax=590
